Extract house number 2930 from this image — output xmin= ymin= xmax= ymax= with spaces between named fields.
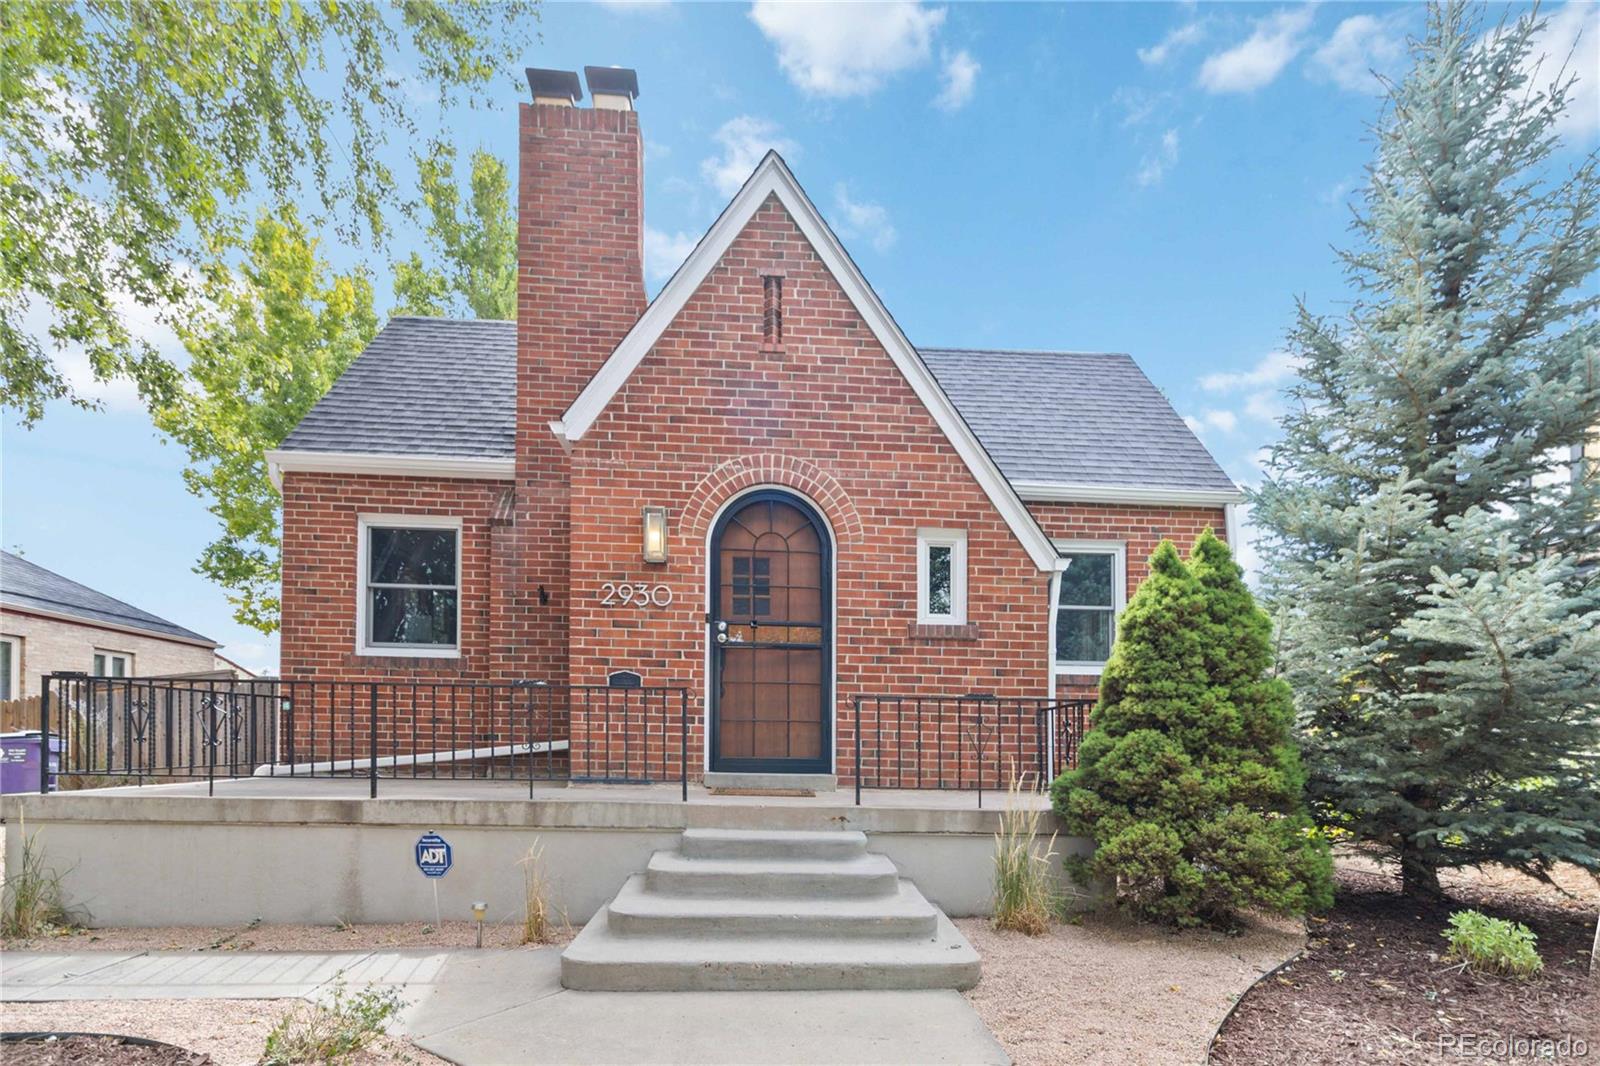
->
xmin=600 ymin=582 xmax=674 ymax=608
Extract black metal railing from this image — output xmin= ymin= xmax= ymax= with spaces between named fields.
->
xmin=36 ymin=673 xmax=691 ymax=799
xmin=852 ymin=694 xmax=1093 ymax=807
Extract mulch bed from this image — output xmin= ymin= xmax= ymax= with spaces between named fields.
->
xmin=1211 ymin=867 xmax=1599 ymax=1063
xmin=1 ymin=1036 xmax=212 ymax=1066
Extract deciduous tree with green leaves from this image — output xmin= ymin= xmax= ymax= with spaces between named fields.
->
xmin=393 ymin=142 xmax=517 ymax=320
xmin=152 ymin=209 xmax=377 ymax=633
xmin=1 ymin=0 xmax=533 ymax=425
xmin=1250 ymin=2 xmax=1600 ymax=897
xmin=1052 ymin=536 xmax=1331 ymax=929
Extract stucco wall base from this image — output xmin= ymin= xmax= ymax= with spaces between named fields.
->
xmin=1 ymin=794 xmax=1094 ymax=927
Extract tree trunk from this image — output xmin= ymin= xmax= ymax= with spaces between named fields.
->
xmin=1399 ymin=845 xmax=1443 ymax=899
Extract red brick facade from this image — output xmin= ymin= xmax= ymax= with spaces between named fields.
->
xmin=275 ymin=96 xmax=1230 ymax=785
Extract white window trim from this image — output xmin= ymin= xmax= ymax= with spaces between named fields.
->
xmin=92 ymin=649 xmax=133 ymax=677
xmin=0 ymin=635 xmax=19 ymax=700
xmin=916 ymin=529 xmax=968 ymax=625
xmin=356 ymin=514 xmax=463 ymax=658
xmin=1052 ymin=540 xmax=1126 ymax=676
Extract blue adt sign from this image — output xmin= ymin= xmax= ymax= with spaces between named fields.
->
xmin=415 ymin=832 xmax=452 ymax=878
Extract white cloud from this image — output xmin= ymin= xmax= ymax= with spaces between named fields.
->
xmin=700 ymin=116 xmax=798 ymax=198
xmin=749 ymin=0 xmax=945 ymax=97
xmin=1198 ymin=7 xmax=1316 ymax=94
xmin=1183 ymin=409 xmax=1241 ymax=436
xmin=833 ymin=185 xmax=897 ymax=252
xmin=1135 ymin=128 xmax=1180 ymax=187
xmin=1111 ymin=86 xmax=1171 ymax=128
xmin=1244 ymin=390 xmax=1283 ymax=423
xmin=1198 ymin=350 xmax=1302 ymax=392
xmin=1138 ymin=21 xmax=1205 ymax=66
xmin=1522 ymin=2 xmax=1600 ymax=140
xmin=1310 ymin=14 xmax=1406 ymax=94
xmin=644 ymin=227 xmax=699 ymax=283
xmin=935 ymin=48 xmax=979 ymax=111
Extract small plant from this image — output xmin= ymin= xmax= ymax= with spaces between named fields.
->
xmin=517 ymin=839 xmax=562 ymax=944
xmin=992 ymin=774 xmax=1058 ymax=935
xmin=261 ymin=978 xmax=405 ymax=1064
xmin=1442 ymin=909 xmax=1543 ymax=978
xmin=2 ymin=814 xmax=71 ymax=939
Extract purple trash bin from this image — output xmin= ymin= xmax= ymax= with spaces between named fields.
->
xmin=0 ymin=731 xmax=61 ymax=793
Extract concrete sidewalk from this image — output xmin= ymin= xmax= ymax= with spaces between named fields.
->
xmin=1 ymin=948 xmax=1010 ymax=1065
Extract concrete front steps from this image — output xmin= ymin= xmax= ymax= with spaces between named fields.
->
xmin=560 ymin=828 xmax=980 ymax=992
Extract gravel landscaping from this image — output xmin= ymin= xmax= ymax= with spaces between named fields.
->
xmin=1211 ymin=861 xmax=1599 ymax=1064
xmin=3 ymin=919 xmax=574 ymax=954
xmin=958 ymin=911 xmax=1304 ymax=1066
xmin=0 ymin=1000 xmax=445 ymax=1066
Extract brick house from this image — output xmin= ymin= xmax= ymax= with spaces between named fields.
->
xmin=265 ymin=67 xmax=1240 ymax=788
xmin=0 ymin=550 xmax=224 ymax=700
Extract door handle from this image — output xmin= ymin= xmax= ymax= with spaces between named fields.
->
xmin=716 ymin=632 xmax=728 ymax=644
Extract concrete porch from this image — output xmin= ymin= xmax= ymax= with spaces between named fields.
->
xmin=0 ymin=779 xmax=1083 ymax=930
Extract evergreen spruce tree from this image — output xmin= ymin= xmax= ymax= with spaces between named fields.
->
xmin=1250 ymin=2 xmax=1600 ymax=896
xmin=1051 ymin=539 xmax=1331 ymax=928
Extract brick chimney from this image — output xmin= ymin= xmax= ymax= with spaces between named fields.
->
xmin=517 ymin=66 xmax=645 ymax=424
xmin=499 ymin=67 xmax=646 ymax=686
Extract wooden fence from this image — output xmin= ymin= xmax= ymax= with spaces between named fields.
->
xmin=0 ymin=695 xmax=41 ymax=733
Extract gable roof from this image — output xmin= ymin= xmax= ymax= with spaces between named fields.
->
xmin=0 ymin=551 xmax=218 ymax=647
xmin=551 ymin=151 xmax=1059 ymax=570
xmin=267 ymin=322 xmax=1240 ymax=504
xmin=919 ymin=349 xmax=1239 ymax=498
xmin=281 ymin=316 xmax=517 ymax=459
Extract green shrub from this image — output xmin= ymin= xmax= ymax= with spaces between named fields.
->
xmin=992 ymin=776 xmax=1058 ymax=935
xmin=261 ymin=979 xmax=405 ymax=1064
xmin=1442 ymin=909 xmax=1543 ymax=978
xmin=1051 ymin=533 xmax=1333 ymax=928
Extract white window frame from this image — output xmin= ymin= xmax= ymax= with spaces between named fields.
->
xmin=92 ymin=649 xmax=133 ymax=677
xmin=356 ymin=514 xmax=463 ymax=658
xmin=1051 ymin=540 xmax=1126 ymax=676
xmin=0 ymin=635 xmax=19 ymax=700
xmin=916 ymin=528 xmax=968 ymax=625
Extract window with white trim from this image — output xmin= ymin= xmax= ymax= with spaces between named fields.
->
xmin=917 ymin=529 xmax=967 ymax=624
xmin=357 ymin=516 xmax=461 ymax=656
xmin=92 ymin=649 xmax=132 ymax=677
xmin=1054 ymin=543 xmax=1125 ymax=673
xmin=0 ymin=636 xmax=19 ymax=699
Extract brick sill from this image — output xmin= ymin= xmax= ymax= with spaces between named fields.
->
xmin=345 ymin=653 xmax=472 ymax=672
xmin=907 ymin=622 xmax=981 ymax=641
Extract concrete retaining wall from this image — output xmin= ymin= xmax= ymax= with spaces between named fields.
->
xmin=1 ymin=793 xmax=1093 ymax=928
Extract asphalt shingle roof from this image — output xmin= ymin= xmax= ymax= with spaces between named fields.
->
xmin=0 ymin=551 xmax=217 ymax=646
xmin=276 ymin=318 xmax=1236 ymax=495
xmin=918 ymin=348 xmax=1239 ymax=493
xmin=279 ymin=317 xmax=517 ymax=458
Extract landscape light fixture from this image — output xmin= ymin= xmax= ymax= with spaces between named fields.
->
xmin=471 ymin=900 xmax=488 ymax=948
xmin=642 ymin=507 xmax=668 ymax=564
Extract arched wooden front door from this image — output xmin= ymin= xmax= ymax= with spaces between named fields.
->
xmin=709 ymin=490 xmax=832 ymax=774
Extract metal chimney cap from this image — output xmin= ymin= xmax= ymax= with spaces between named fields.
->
xmin=584 ymin=66 xmax=640 ymax=101
xmin=525 ymin=68 xmax=582 ymax=103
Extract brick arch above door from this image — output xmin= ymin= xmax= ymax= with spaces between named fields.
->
xmin=682 ymin=454 xmax=863 ymax=548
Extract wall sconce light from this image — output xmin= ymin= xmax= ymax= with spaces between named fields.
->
xmin=642 ymin=507 xmax=668 ymax=564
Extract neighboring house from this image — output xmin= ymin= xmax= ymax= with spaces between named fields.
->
xmin=0 ymin=551 xmax=222 ymax=698
xmin=212 ymin=651 xmax=259 ymax=679
xmin=265 ymin=67 xmax=1241 ymax=783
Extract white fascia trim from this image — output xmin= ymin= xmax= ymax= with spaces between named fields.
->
xmin=1013 ymin=480 xmax=1244 ymax=506
xmin=555 ymin=151 xmax=1059 ymax=572
xmin=265 ymin=449 xmax=515 ymax=491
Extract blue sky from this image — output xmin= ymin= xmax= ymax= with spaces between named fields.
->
xmin=3 ymin=1 xmax=1595 ymax=675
